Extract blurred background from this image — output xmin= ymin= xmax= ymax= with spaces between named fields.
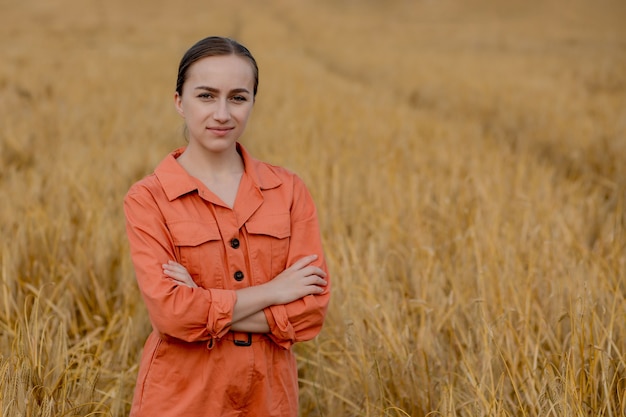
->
xmin=1 ymin=0 xmax=625 ymax=415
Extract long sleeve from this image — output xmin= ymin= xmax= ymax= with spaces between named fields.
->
xmin=263 ymin=176 xmax=331 ymax=349
xmin=124 ymin=184 xmax=237 ymax=343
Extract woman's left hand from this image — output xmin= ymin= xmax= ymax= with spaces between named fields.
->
xmin=162 ymin=260 xmax=198 ymax=288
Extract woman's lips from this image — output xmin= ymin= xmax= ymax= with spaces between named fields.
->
xmin=207 ymin=127 xmax=233 ymax=137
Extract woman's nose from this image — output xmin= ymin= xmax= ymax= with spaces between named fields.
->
xmin=213 ymin=100 xmax=231 ymax=122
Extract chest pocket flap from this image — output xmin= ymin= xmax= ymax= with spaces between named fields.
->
xmin=167 ymin=220 xmax=222 ymax=246
xmin=245 ymin=213 xmax=291 ymax=239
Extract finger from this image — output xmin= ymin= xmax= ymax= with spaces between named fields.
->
xmin=169 ymin=275 xmax=198 ymax=288
xmin=305 ymin=284 xmax=325 ymax=295
xmin=312 ymin=276 xmax=328 ymax=287
xmin=163 ymin=262 xmax=190 ymax=275
xmin=301 ymin=266 xmax=327 ymax=278
xmin=163 ymin=266 xmax=184 ymax=277
xmin=163 ymin=268 xmax=182 ymax=278
xmin=163 ymin=268 xmax=193 ymax=282
xmin=303 ymin=275 xmax=328 ymax=286
xmin=165 ymin=261 xmax=191 ymax=277
xmin=164 ymin=265 xmax=188 ymax=275
xmin=175 ymin=280 xmax=198 ymax=289
xmin=164 ymin=260 xmax=187 ymax=271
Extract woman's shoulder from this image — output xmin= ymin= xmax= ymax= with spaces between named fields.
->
xmin=124 ymin=173 xmax=163 ymax=203
xmin=258 ymin=159 xmax=296 ymax=178
xmin=125 ymin=148 xmax=187 ymax=199
xmin=250 ymin=158 xmax=310 ymax=191
xmin=239 ymin=143 xmax=303 ymax=185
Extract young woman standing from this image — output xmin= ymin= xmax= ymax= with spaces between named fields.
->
xmin=124 ymin=36 xmax=330 ymax=417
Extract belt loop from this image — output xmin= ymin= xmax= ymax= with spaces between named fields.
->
xmin=233 ymin=333 xmax=252 ymax=347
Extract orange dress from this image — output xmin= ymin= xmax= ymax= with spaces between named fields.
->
xmin=124 ymin=143 xmax=330 ymax=416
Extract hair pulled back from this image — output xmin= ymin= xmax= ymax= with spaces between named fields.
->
xmin=176 ymin=36 xmax=259 ymax=97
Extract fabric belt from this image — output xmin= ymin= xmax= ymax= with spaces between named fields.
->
xmin=223 ymin=332 xmax=266 ymax=346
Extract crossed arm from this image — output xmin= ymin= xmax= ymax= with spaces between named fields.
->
xmin=162 ymin=255 xmax=327 ymax=333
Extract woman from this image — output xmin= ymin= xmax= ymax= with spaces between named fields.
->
xmin=124 ymin=36 xmax=330 ymax=417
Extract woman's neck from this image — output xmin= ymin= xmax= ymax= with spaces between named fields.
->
xmin=176 ymin=142 xmax=244 ymax=180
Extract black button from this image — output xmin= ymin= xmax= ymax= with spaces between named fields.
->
xmin=234 ymin=271 xmax=244 ymax=281
xmin=230 ymin=238 xmax=240 ymax=249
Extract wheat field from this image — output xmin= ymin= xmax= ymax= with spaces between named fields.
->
xmin=1 ymin=0 xmax=625 ymax=415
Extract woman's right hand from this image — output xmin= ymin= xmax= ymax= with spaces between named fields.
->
xmin=163 ymin=260 xmax=198 ymax=288
xmin=265 ymin=255 xmax=328 ymax=305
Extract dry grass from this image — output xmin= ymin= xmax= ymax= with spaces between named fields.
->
xmin=1 ymin=0 xmax=625 ymax=415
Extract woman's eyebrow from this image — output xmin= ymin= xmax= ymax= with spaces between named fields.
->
xmin=194 ymin=86 xmax=219 ymax=93
xmin=230 ymin=88 xmax=251 ymax=95
xmin=194 ymin=86 xmax=251 ymax=94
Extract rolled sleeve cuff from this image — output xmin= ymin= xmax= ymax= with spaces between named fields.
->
xmin=264 ymin=304 xmax=296 ymax=349
xmin=206 ymin=289 xmax=238 ymax=339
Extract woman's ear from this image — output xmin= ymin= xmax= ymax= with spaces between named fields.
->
xmin=174 ymin=92 xmax=184 ymax=117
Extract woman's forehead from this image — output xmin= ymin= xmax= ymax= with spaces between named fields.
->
xmin=186 ymin=55 xmax=254 ymax=83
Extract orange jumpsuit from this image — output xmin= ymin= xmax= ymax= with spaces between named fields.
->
xmin=124 ymin=143 xmax=330 ymax=416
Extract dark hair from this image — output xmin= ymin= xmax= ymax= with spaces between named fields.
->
xmin=176 ymin=36 xmax=259 ymax=97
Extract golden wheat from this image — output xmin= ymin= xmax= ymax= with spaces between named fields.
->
xmin=1 ymin=0 xmax=625 ymax=415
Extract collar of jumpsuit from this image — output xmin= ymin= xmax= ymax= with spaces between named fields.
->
xmin=156 ymin=142 xmax=283 ymax=204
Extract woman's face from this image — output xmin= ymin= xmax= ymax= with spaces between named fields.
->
xmin=175 ymin=54 xmax=255 ymax=155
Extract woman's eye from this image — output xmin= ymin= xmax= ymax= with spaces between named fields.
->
xmin=198 ymin=93 xmax=213 ymax=99
xmin=232 ymin=95 xmax=247 ymax=102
